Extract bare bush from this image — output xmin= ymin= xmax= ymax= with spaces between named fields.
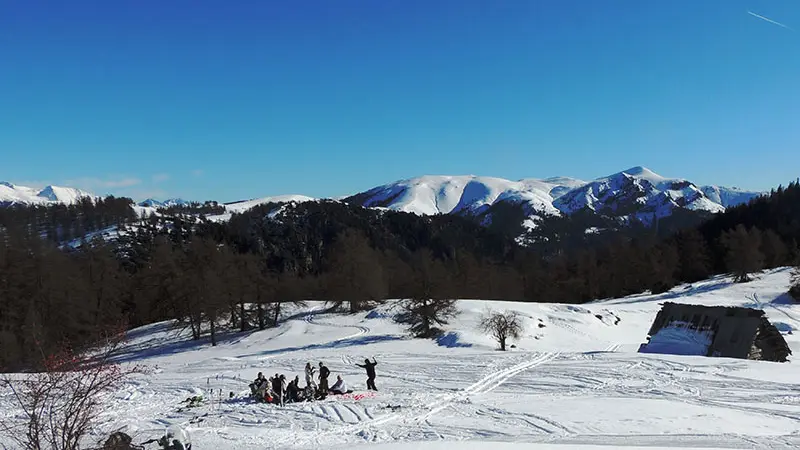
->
xmin=479 ymin=309 xmax=525 ymax=351
xmin=0 ymin=325 xmax=149 ymax=450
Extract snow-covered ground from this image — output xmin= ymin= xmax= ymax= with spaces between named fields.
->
xmin=3 ymin=269 xmax=800 ymax=449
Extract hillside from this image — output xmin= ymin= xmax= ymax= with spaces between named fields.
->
xmin=4 ymin=268 xmax=796 ymax=449
xmin=3 ymin=181 xmax=796 ymax=373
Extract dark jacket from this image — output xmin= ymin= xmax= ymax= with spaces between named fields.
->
xmin=357 ymin=359 xmax=377 ymax=378
xmin=272 ymin=377 xmax=283 ymax=395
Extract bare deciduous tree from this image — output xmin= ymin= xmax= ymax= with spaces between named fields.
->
xmin=401 ymin=297 xmax=458 ymax=338
xmin=790 ymin=266 xmax=800 ymax=301
xmin=324 ymin=230 xmax=387 ymax=314
xmin=397 ymin=250 xmax=458 ymax=338
xmin=479 ymin=309 xmax=525 ymax=351
xmin=720 ymin=225 xmax=764 ymax=283
xmin=0 ymin=325 xmax=149 ymax=450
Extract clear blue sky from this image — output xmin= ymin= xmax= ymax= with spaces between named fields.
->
xmin=1 ymin=0 xmax=798 ymax=202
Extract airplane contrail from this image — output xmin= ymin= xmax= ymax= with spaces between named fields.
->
xmin=747 ymin=10 xmax=792 ymax=30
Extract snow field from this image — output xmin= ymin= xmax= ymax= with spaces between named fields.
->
xmin=2 ymin=269 xmax=800 ymax=449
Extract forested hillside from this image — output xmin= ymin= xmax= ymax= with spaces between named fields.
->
xmin=1 ymin=181 xmax=799 ymax=371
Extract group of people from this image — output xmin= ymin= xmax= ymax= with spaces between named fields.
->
xmin=248 ymin=358 xmax=378 ymax=405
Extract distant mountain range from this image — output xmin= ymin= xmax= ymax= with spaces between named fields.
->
xmin=1 ymin=167 xmax=765 ymax=226
xmin=342 ymin=166 xmax=763 ymax=227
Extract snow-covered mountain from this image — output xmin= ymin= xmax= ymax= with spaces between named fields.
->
xmin=346 ymin=175 xmax=582 ymax=217
xmin=699 ymin=185 xmax=763 ymax=208
xmin=0 ymin=181 xmax=94 ymax=205
xmin=347 ymin=167 xmax=763 ymax=225
xmin=2 ymin=167 xmax=765 ymax=227
xmin=551 ymin=166 xmax=762 ymax=223
xmin=137 ymin=198 xmax=190 ymax=208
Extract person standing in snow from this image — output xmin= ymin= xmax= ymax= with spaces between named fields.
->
xmin=305 ymin=362 xmax=316 ymax=389
xmin=356 ymin=357 xmax=378 ymax=391
xmin=318 ymin=362 xmax=330 ymax=398
xmin=279 ymin=374 xmax=287 ymax=406
xmin=271 ymin=374 xmax=286 ymax=406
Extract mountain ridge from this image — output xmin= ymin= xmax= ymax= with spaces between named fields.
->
xmin=343 ymin=166 xmax=764 ymax=227
xmin=0 ymin=181 xmax=94 ymax=205
xmin=1 ymin=167 xmax=765 ymax=225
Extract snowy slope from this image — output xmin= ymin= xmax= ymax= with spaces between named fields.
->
xmin=223 ymin=195 xmax=317 ymax=214
xmin=3 ymin=269 xmax=797 ymax=449
xmin=195 ymin=195 xmax=318 ymax=222
xmin=700 ymin=185 xmax=763 ymax=208
xmin=348 ymin=175 xmax=572 ymax=217
xmin=0 ymin=181 xmax=94 ymax=205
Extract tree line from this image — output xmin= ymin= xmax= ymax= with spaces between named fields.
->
xmin=2 ymin=181 xmax=800 ymax=371
xmin=0 ymin=196 xmax=136 ymax=244
xmin=154 ymin=200 xmax=226 ymax=217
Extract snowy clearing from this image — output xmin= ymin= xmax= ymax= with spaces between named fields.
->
xmin=2 ymin=269 xmax=799 ymax=449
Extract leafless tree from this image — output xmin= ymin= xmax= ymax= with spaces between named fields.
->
xmin=402 ymin=297 xmax=458 ymax=338
xmin=397 ymin=250 xmax=458 ymax=338
xmin=720 ymin=225 xmax=764 ymax=283
xmin=479 ymin=309 xmax=525 ymax=351
xmin=790 ymin=266 xmax=800 ymax=301
xmin=0 ymin=325 xmax=149 ymax=450
xmin=324 ymin=230 xmax=387 ymax=313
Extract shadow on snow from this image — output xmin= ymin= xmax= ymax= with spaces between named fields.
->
xmin=238 ymin=334 xmax=407 ymax=359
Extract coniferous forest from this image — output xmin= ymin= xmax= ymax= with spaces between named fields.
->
xmin=1 ymin=181 xmax=800 ymax=371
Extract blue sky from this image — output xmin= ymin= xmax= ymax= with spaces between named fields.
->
xmin=1 ymin=0 xmax=798 ymax=202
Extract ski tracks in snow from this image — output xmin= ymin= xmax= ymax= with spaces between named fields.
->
xmin=303 ymin=310 xmax=371 ymax=343
xmin=603 ymin=342 xmax=621 ymax=352
xmin=285 ymin=351 xmax=560 ymax=447
xmin=414 ymin=351 xmax=561 ymax=423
